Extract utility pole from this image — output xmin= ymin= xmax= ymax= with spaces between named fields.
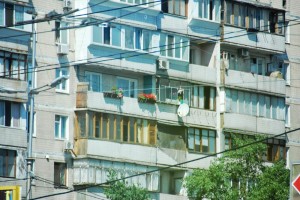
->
xmin=26 ymin=12 xmax=37 ymax=200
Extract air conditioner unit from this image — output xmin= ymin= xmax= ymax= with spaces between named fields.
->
xmin=64 ymin=0 xmax=72 ymax=10
xmin=157 ymin=58 xmax=169 ymax=70
xmin=238 ymin=48 xmax=249 ymax=57
xmin=57 ymin=43 xmax=69 ymax=55
xmin=64 ymin=140 xmax=74 ymax=150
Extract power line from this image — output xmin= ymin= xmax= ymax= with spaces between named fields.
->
xmin=30 ymin=127 xmax=300 ymax=200
xmin=33 ymin=176 xmax=107 ymax=200
xmin=0 ymin=3 xmax=299 ymax=78
xmin=4 ymin=17 xmax=300 ymax=79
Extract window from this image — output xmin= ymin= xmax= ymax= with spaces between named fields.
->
xmin=159 ymin=33 xmax=189 ymax=60
xmin=55 ymin=67 xmax=69 ymax=92
xmin=266 ymin=138 xmax=286 ymax=162
xmin=55 ymin=21 xmax=68 ymax=44
xmin=0 ymin=101 xmax=22 ymax=128
xmin=283 ymin=63 xmax=290 ymax=85
xmin=226 ymin=89 xmax=285 ymax=120
xmin=188 ymin=128 xmax=216 ymax=153
xmin=54 ymin=162 xmax=67 ymax=187
xmin=93 ymin=24 xmax=121 ymax=47
xmin=199 ymin=0 xmax=219 ymax=21
xmin=192 ymin=85 xmax=216 ymax=110
xmin=285 ymin=105 xmax=290 ymax=127
xmin=55 ymin=115 xmax=67 ymax=139
xmin=125 ymin=27 xmax=152 ymax=51
xmin=157 ymin=78 xmax=191 ymax=105
xmin=0 ymin=51 xmax=27 ymax=80
xmin=117 ymin=77 xmax=137 ymax=98
xmin=161 ymin=0 xmax=186 ymax=16
xmin=78 ymin=112 xmax=157 ymax=145
xmin=0 ymin=149 xmax=16 ymax=178
xmin=85 ymin=71 xmax=102 ymax=92
xmin=225 ymin=2 xmax=285 ymax=34
xmin=27 ymin=112 xmax=36 ymax=136
xmin=0 ymin=3 xmax=25 ymax=29
xmin=285 ymin=21 xmax=290 ymax=43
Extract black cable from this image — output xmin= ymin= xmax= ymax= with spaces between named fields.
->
xmin=30 ymin=127 xmax=300 ymax=200
xmin=33 ymin=176 xmax=107 ymax=200
xmin=0 ymin=3 xmax=298 ymax=79
xmin=3 ymin=18 xmax=299 ymax=79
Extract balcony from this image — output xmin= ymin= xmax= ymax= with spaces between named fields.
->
xmin=225 ymin=70 xmax=286 ymax=95
xmin=189 ymin=64 xmax=217 ymax=84
xmin=0 ymin=79 xmax=28 ymax=102
xmin=223 ymin=26 xmax=285 ymax=53
xmin=188 ymin=18 xmax=220 ymax=40
xmin=76 ymin=85 xmax=217 ymax=128
xmin=223 ymin=113 xmax=285 ymax=135
xmin=0 ymin=126 xmax=27 ymax=148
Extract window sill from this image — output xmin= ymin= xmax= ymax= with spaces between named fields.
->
xmin=223 ymin=24 xmax=285 ymax=36
xmin=55 ymin=89 xmax=69 ymax=94
xmin=90 ymin=42 xmax=158 ymax=58
xmin=190 ymin=17 xmax=220 ymax=24
xmin=78 ymin=137 xmax=156 ymax=147
xmin=54 ymin=185 xmax=68 ymax=189
xmin=161 ymin=12 xmax=187 ymax=19
xmin=4 ymin=26 xmax=31 ymax=33
xmin=54 ymin=138 xmax=67 ymax=141
xmin=187 ymin=150 xmax=216 ymax=156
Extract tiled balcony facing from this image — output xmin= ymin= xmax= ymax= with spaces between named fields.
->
xmin=76 ymin=84 xmax=217 ymax=128
xmin=225 ymin=69 xmax=286 ymax=95
xmin=0 ymin=79 xmax=28 ymax=102
xmin=223 ymin=113 xmax=285 ymax=135
xmin=0 ymin=126 xmax=27 ymax=148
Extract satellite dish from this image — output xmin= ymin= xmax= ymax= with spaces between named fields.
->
xmin=177 ymin=103 xmax=189 ymax=117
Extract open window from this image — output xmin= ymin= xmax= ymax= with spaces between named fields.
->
xmin=54 ymin=162 xmax=67 ymax=187
xmin=161 ymin=0 xmax=187 ymax=16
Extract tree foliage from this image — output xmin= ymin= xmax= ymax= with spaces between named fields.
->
xmin=104 ymin=169 xmax=150 ymax=200
xmin=185 ymin=136 xmax=290 ymax=200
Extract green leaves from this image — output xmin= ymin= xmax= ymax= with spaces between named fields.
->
xmin=184 ymin=136 xmax=290 ymax=200
xmin=104 ymin=169 xmax=150 ymax=200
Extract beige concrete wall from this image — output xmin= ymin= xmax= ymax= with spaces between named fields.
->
xmin=30 ymin=0 xmax=77 ymax=199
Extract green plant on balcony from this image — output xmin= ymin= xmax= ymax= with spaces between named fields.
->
xmin=104 ymin=86 xmax=123 ymax=99
xmin=138 ymin=93 xmax=157 ymax=104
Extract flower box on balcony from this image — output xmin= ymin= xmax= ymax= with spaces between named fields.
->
xmin=103 ymin=87 xmax=123 ymax=99
xmin=138 ymin=93 xmax=156 ymax=104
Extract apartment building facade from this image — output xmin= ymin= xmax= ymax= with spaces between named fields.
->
xmin=0 ymin=0 xmax=296 ymax=199
xmin=0 ymin=0 xmax=33 ymax=199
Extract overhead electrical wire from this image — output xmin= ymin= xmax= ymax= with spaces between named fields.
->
xmin=33 ymin=176 xmax=107 ymax=200
xmin=29 ymin=127 xmax=300 ymax=200
xmin=2 ymin=18 xmax=299 ymax=79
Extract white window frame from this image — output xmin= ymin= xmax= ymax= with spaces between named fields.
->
xmin=116 ymin=77 xmax=137 ymax=98
xmin=284 ymin=63 xmax=290 ymax=85
xmin=59 ymin=22 xmax=69 ymax=45
xmin=0 ymin=101 xmax=22 ymax=128
xmin=285 ymin=21 xmax=290 ymax=43
xmin=285 ymin=105 xmax=290 ymax=127
xmin=199 ymin=0 xmax=220 ymax=21
xmin=54 ymin=115 xmax=68 ymax=140
xmin=85 ymin=71 xmax=102 ymax=92
xmin=55 ymin=67 xmax=69 ymax=93
xmin=0 ymin=3 xmax=25 ymax=29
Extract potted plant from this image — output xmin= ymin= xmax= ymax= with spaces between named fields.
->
xmin=138 ymin=93 xmax=156 ymax=104
xmin=104 ymin=86 xmax=123 ymax=99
